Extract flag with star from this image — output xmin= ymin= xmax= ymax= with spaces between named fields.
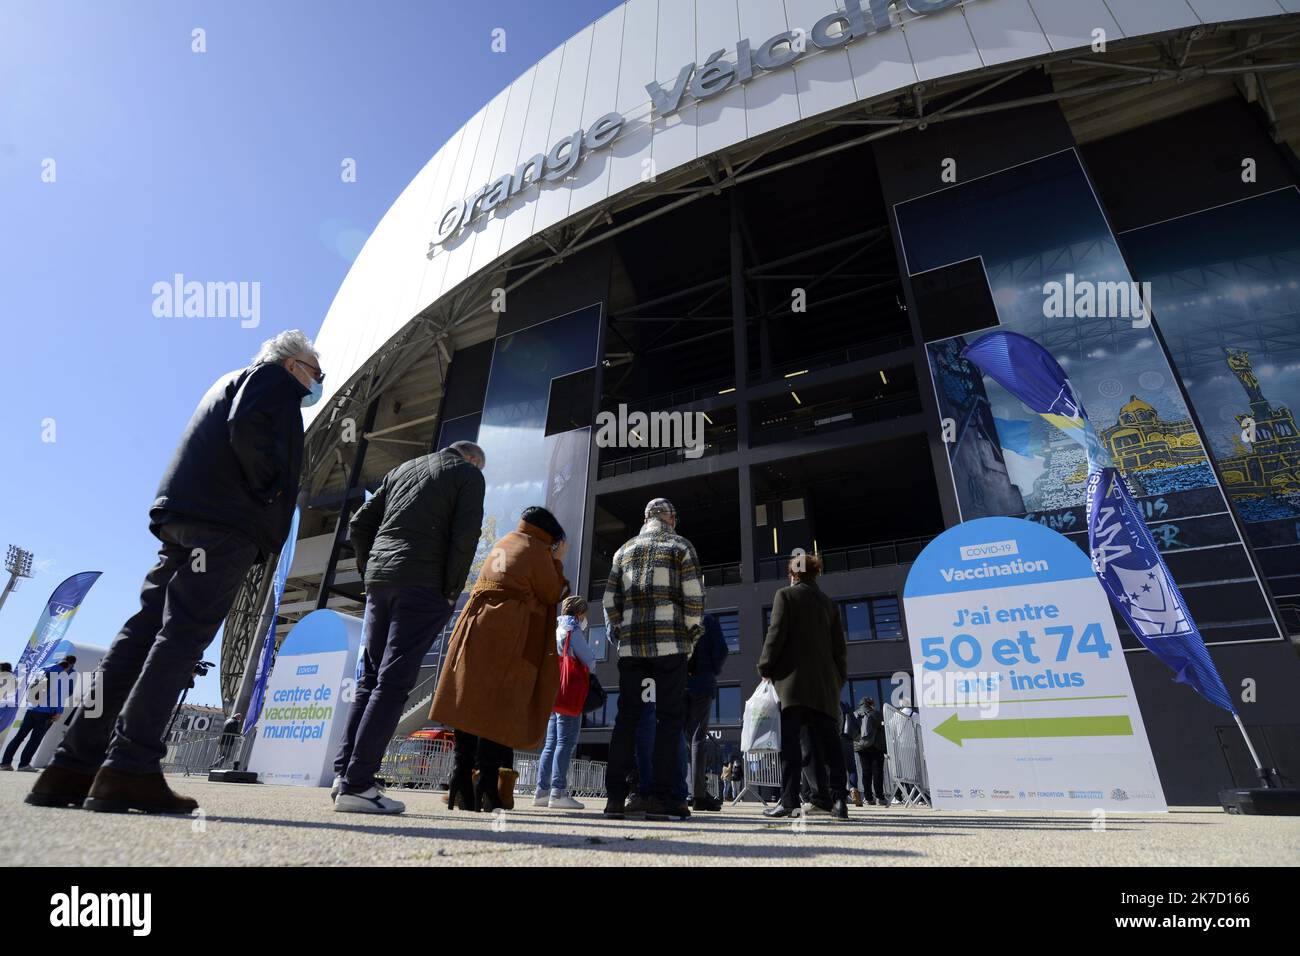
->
xmin=963 ymin=330 xmax=1235 ymax=715
xmin=1086 ymin=467 xmax=1235 ymax=713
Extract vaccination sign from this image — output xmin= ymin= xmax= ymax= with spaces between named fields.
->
xmin=247 ymin=610 xmax=362 ymax=787
xmin=903 ymin=517 xmax=1166 ymax=812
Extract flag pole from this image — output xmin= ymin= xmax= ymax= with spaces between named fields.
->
xmin=1231 ymin=714 xmax=1276 ymax=789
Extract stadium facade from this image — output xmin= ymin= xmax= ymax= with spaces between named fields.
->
xmin=220 ymin=0 xmax=1300 ymax=805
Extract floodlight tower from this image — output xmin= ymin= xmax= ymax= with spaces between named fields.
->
xmin=1 ymin=545 xmax=35 ymax=615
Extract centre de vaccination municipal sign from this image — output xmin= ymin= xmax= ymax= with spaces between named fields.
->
xmin=430 ymin=0 xmax=970 ymax=249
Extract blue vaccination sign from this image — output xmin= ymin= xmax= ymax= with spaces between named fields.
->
xmin=903 ymin=517 xmax=1166 ymax=812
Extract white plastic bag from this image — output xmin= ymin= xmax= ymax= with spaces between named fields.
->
xmin=741 ymin=680 xmax=782 ymax=752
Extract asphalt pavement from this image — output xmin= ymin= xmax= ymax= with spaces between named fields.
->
xmin=2 ymin=772 xmax=1297 ymax=866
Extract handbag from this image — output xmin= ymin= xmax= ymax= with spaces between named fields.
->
xmin=582 ymin=676 xmax=607 ymax=714
xmin=554 ymin=630 xmax=590 ymax=717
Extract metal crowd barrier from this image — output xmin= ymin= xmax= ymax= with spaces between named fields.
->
xmin=566 ymin=759 xmax=607 ymax=797
xmin=374 ymin=736 xmax=610 ymax=797
xmin=882 ymin=704 xmax=930 ymax=807
xmin=376 ymin=736 xmax=456 ymax=790
xmin=162 ymin=728 xmax=257 ymax=777
xmin=513 ymin=754 xmax=608 ymax=796
xmin=731 ymin=750 xmax=781 ymax=806
xmin=513 ymin=754 xmax=539 ymax=792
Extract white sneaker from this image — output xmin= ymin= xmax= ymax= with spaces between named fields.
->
xmin=532 ymin=792 xmax=550 ymax=808
xmin=548 ymin=794 xmax=584 ymax=810
xmin=330 ymin=775 xmax=342 ymax=802
xmin=334 ymin=787 xmax=405 ymax=814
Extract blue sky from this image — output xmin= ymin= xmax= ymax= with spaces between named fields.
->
xmin=0 ymin=0 xmax=615 ymax=705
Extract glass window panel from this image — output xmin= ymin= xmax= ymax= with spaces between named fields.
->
xmin=843 ymin=601 xmax=873 ymax=642
xmin=715 ymin=611 xmax=741 ymax=653
xmin=845 ymin=677 xmax=885 ymax=711
xmin=871 ymin=597 xmax=903 ymax=639
xmin=716 ymin=685 xmax=742 ymax=725
xmin=473 ymin=305 xmax=600 ymax=589
xmin=586 ymin=623 xmax=608 ymax=663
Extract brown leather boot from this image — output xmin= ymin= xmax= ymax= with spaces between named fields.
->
xmin=497 ymin=768 xmax=518 ymax=810
xmin=82 ymin=766 xmax=199 ymax=814
xmin=25 ymin=765 xmax=97 ymax=808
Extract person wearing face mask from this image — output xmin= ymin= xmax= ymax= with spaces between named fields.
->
xmin=534 ymin=595 xmax=595 ymax=810
xmin=27 ymin=330 xmax=321 ymax=814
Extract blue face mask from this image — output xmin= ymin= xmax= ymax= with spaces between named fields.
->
xmin=301 ymin=380 xmax=323 ymax=407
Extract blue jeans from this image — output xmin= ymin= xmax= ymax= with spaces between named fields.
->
xmin=536 ymin=712 xmax=582 ymax=795
xmin=334 ymin=584 xmax=454 ymax=793
xmin=633 ymin=699 xmax=689 ymax=802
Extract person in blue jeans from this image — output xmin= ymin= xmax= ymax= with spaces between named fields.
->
xmin=630 ymin=700 xmax=691 ymax=808
xmin=534 ymin=596 xmax=595 ymax=810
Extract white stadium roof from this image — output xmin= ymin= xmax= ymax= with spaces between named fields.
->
xmin=306 ymin=0 xmax=1300 ymax=431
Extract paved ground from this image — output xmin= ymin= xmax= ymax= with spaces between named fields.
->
xmin=2 ymin=772 xmax=1297 ymax=866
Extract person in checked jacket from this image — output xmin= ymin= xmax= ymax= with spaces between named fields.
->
xmin=601 ymin=497 xmax=705 ymax=821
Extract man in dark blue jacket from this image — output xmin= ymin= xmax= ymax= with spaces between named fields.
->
xmin=27 ymin=330 xmax=321 ymax=815
xmin=684 ymin=612 xmax=729 ymax=810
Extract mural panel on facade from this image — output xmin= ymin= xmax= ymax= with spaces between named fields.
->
xmin=894 ymin=149 xmax=1278 ymax=644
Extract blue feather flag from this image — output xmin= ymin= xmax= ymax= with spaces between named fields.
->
xmin=962 ymin=330 xmax=1235 ymax=714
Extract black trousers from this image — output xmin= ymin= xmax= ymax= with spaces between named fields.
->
xmin=451 ymin=730 xmax=512 ymax=780
xmin=684 ymin=691 xmax=713 ymax=802
xmin=54 ymin=521 xmax=258 ymax=775
xmin=335 ymin=583 xmax=453 ymax=793
xmin=3 ymin=711 xmax=56 ymax=767
xmin=779 ymin=705 xmax=847 ymax=809
xmin=858 ymin=749 xmax=886 ymax=802
xmin=607 ymin=654 xmax=687 ymax=803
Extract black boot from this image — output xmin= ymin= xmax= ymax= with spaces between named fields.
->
xmin=446 ymin=765 xmax=476 ymax=811
xmin=476 ymin=766 xmax=504 ymax=812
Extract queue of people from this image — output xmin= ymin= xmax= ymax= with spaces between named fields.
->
xmin=16 ymin=327 xmax=886 ymax=823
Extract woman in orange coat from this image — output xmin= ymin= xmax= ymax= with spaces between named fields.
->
xmin=431 ymin=505 xmax=570 ymax=811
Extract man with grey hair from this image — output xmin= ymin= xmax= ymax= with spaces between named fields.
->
xmin=331 ymin=440 xmax=485 ymax=813
xmin=27 ymin=330 xmax=322 ymax=814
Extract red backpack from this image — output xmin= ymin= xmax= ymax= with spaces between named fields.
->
xmin=554 ymin=627 xmax=589 ymax=717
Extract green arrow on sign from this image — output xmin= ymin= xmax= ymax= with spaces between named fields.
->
xmin=934 ymin=713 xmax=1133 ymax=747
